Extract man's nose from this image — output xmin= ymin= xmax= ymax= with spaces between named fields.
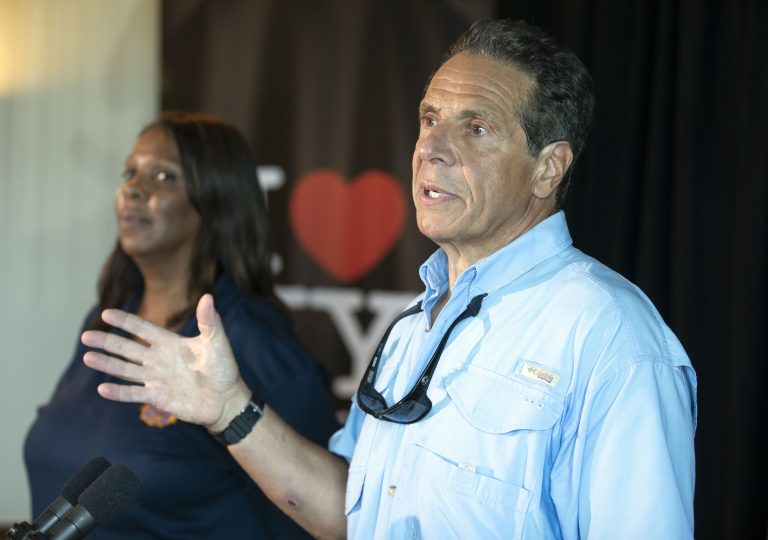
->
xmin=417 ymin=125 xmax=455 ymax=166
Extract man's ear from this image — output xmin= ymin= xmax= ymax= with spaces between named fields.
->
xmin=532 ymin=141 xmax=573 ymax=199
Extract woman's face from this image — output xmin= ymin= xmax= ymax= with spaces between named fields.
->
xmin=115 ymin=127 xmax=200 ymax=262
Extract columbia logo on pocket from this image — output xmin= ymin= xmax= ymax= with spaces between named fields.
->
xmin=520 ymin=361 xmax=560 ymax=388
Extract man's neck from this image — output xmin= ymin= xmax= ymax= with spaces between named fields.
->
xmin=437 ymin=208 xmax=557 ymax=288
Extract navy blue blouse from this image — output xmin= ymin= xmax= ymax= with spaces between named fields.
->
xmin=25 ymin=274 xmax=339 ymax=539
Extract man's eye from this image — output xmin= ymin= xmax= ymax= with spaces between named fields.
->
xmin=422 ymin=116 xmax=437 ymax=128
xmin=121 ymin=169 xmax=135 ymax=181
xmin=470 ymin=124 xmax=487 ymax=136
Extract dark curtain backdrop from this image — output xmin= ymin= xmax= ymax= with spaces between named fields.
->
xmin=162 ymin=1 xmax=767 ymax=538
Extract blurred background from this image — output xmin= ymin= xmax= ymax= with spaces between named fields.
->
xmin=1 ymin=1 xmax=765 ymax=538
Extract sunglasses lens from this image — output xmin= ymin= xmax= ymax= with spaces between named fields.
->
xmin=381 ymin=397 xmax=431 ymax=424
xmin=358 ymin=387 xmax=387 ymax=411
xmin=357 ymin=383 xmax=431 ymax=423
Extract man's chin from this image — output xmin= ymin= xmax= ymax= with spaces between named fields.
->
xmin=416 ymin=216 xmax=461 ymax=242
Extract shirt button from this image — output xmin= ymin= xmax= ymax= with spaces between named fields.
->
xmin=387 ymin=485 xmax=397 ymax=497
xmin=424 ymin=324 xmax=429 ymax=332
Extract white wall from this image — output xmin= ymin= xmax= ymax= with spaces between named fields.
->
xmin=0 ymin=0 xmax=159 ymax=522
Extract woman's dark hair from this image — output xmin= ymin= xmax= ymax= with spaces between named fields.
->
xmin=95 ymin=111 xmax=284 ymax=328
xmin=444 ymin=19 xmax=595 ymax=208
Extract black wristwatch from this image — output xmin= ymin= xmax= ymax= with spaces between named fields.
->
xmin=212 ymin=397 xmax=264 ymax=446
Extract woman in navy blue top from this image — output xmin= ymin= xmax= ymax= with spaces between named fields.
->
xmin=24 ymin=112 xmax=339 ymax=539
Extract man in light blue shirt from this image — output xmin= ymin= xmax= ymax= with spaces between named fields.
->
xmin=331 ymin=210 xmax=696 ymax=538
xmin=84 ymin=18 xmax=697 ymax=539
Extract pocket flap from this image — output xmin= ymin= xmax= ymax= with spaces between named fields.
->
xmin=446 ymin=365 xmax=562 ymax=434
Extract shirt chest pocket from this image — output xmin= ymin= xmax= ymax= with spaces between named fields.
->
xmin=384 ymin=367 xmax=565 ymax=537
xmin=445 ymin=364 xmax=563 ymax=434
xmin=408 ymin=364 xmax=565 ymax=493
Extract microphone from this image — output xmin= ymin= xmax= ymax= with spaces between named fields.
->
xmin=33 ymin=458 xmax=111 ymax=535
xmin=5 ymin=457 xmax=111 ymax=540
xmin=45 ymin=465 xmax=141 ymax=540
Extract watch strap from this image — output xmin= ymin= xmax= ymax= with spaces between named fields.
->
xmin=212 ymin=398 xmax=264 ymax=446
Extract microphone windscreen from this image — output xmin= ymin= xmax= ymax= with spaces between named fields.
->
xmin=78 ymin=465 xmax=142 ymax=524
xmin=60 ymin=457 xmax=112 ymax=504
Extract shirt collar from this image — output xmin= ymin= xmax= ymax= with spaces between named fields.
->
xmin=419 ymin=211 xmax=573 ymax=311
xmin=418 ymin=249 xmax=449 ymax=313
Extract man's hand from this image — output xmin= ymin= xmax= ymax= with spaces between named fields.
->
xmin=86 ymin=293 xmax=349 ymax=538
xmin=82 ymin=293 xmax=250 ymax=431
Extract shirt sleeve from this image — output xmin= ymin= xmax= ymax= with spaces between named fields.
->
xmin=575 ymin=358 xmax=696 ymax=539
xmin=328 ymin=401 xmax=365 ymax=462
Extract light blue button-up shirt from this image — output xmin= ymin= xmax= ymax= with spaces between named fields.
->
xmin=330 ymin=211 xmax=697 ymax=539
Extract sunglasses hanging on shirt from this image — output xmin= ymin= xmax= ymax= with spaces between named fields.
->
xmin=356 ymin=293 xmax=487 ymax=424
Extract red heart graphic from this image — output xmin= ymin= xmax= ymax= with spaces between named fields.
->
xmin=289 ymin=169 xmax=407 ymax=283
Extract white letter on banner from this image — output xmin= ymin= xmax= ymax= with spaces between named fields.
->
xmin=276 ymin=285 xmax=415 ymax=399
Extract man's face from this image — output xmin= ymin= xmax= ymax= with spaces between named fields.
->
xmin=412 ymin=52 xmax=549 ymax=264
